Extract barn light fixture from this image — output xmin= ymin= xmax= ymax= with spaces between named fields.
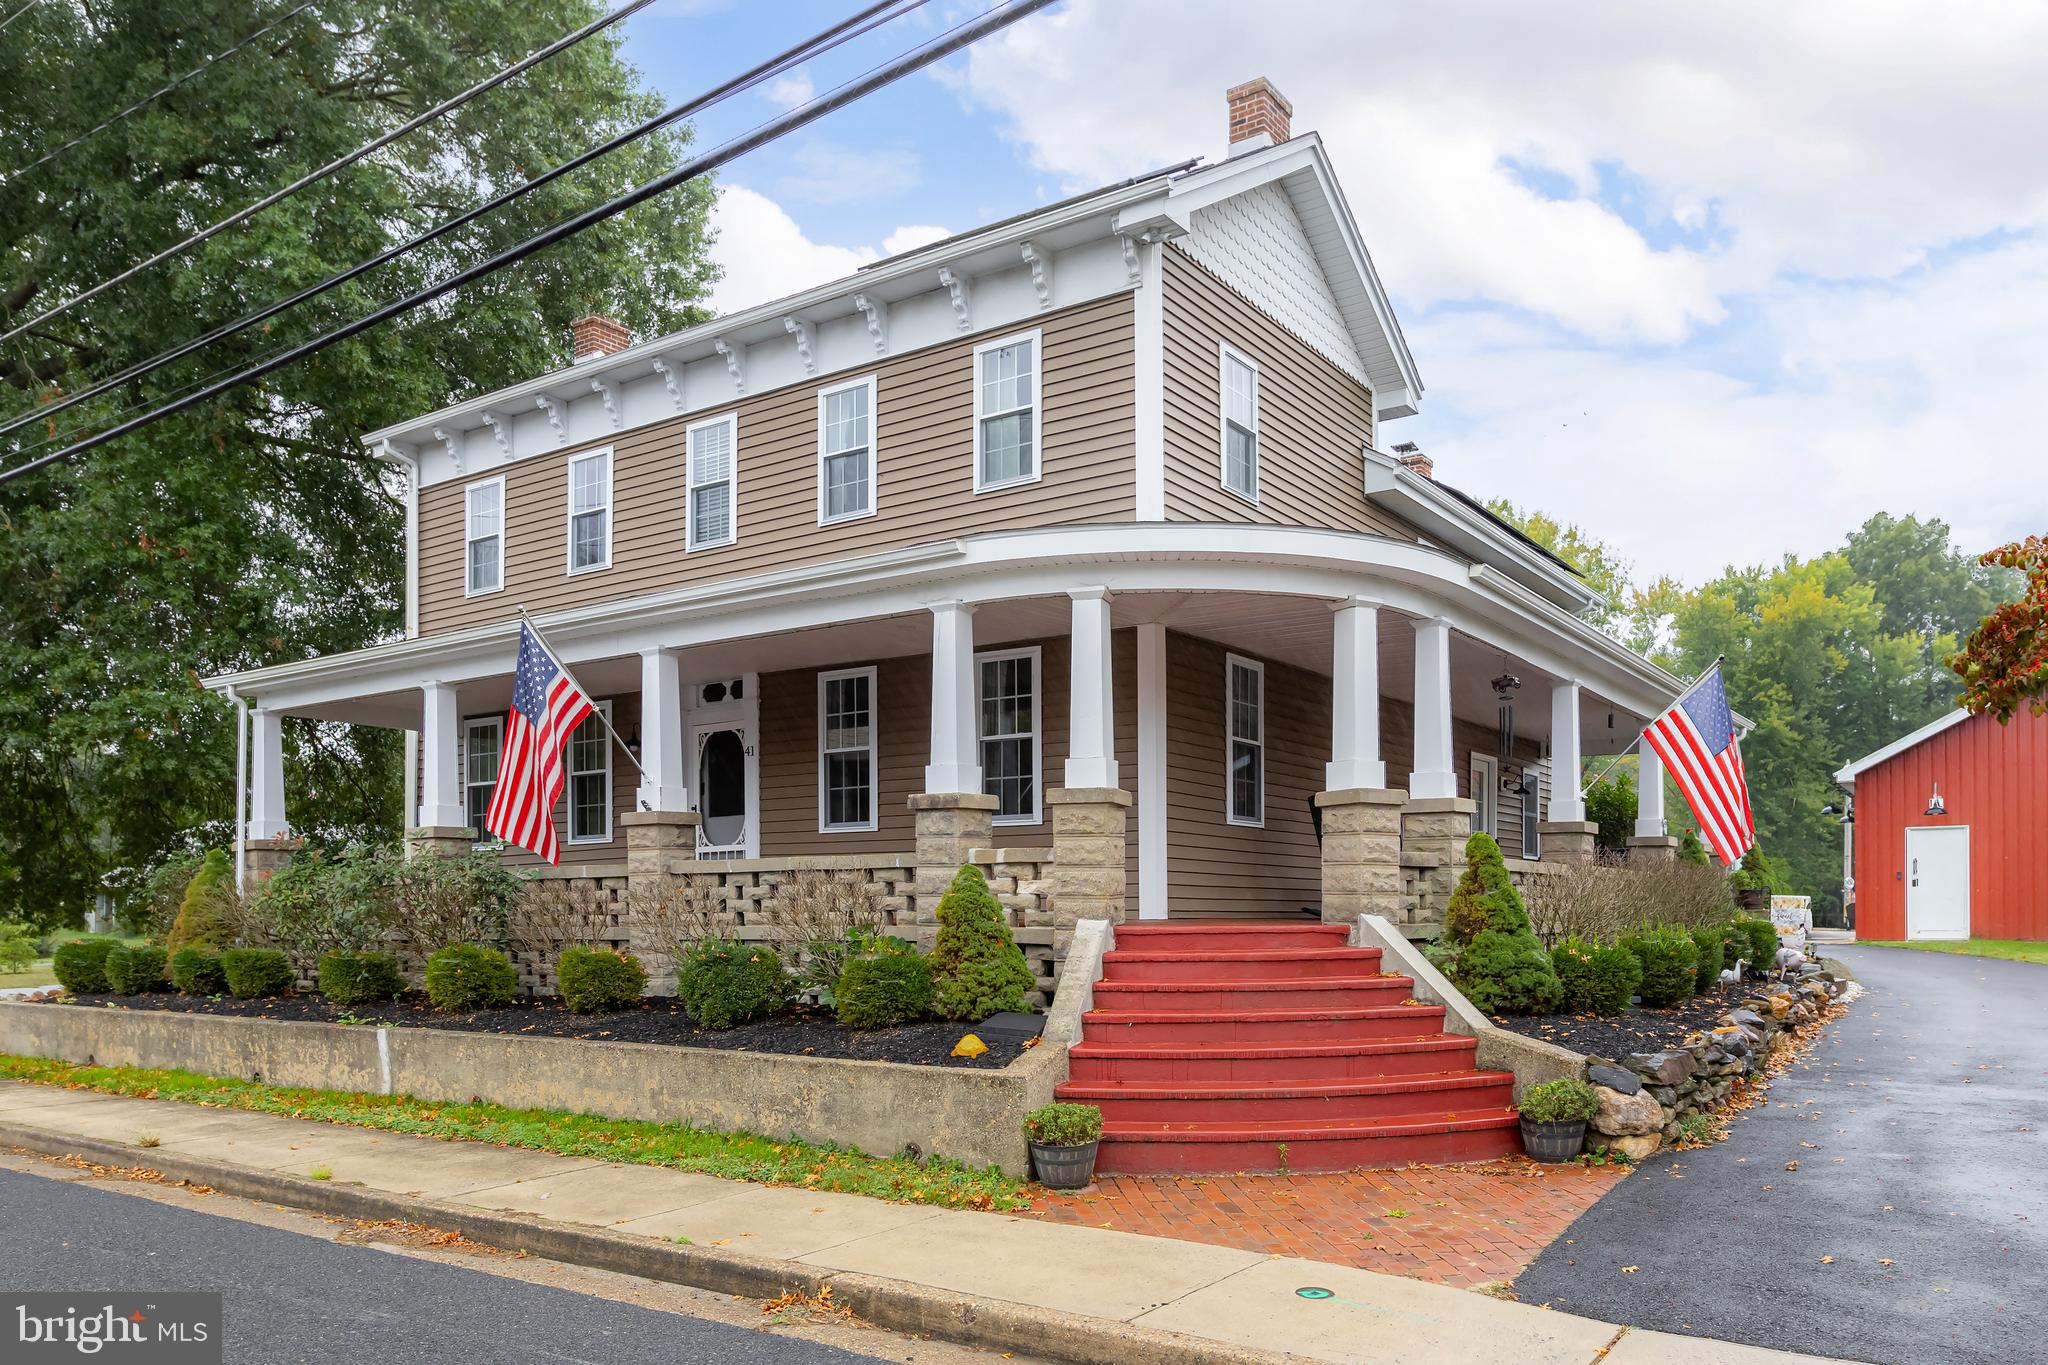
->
xmin=1924 ymin=784 xmax=1946 ymax=818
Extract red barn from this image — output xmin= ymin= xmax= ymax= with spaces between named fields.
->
xmin=1836 ymin=708 xmax=2048 ymax=941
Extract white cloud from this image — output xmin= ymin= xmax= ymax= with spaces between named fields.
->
xmin=775 ymin=140 xmax=922 ymax=206
xmin=882 ymin=224 xmax=950 ymax=256
xmin=764 ymin=69 xmax=813 ymax=109
xmin=707 ymin=187 xmax=948 ymax=313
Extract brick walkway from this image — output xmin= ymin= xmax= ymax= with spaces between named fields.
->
xmin=1029 ymin=1158 xmax=1626 ymax=1290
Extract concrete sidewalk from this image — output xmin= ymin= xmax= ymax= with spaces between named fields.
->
xmin=0 ymin=1079 xmax=1841 ymax=1365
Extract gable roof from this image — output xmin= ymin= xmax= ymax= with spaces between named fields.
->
xmin=1835 ymin=709 xmax=1974 ymax=786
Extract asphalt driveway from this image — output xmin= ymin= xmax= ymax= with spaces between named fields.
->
xmin=1516 ymin=945 xmax=2048 ymax=1365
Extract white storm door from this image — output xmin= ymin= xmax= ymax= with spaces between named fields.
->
xmin=1904 ymin=825 xmax=1970 ymax=941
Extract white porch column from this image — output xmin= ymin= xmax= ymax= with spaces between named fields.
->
xmin=1549 ymin=680 xmax=1586 ymax=822
xmin=416 ymin=682 xmax=466 ymax=830
xmin=1326 ymin=596 xmax=1386 ymax=790
xmin=247 ymin=707 xmax=288 ymax=840
xmin=1064 ymin=587 xmax=1119 ymax=788
xmin=1635 ymin=737 xmax=1667 ymax=837
xmin=637 ymin=647 xmax=688 ymax=811
xmin=923 ymin=600 xmax=982 ymax=794
xmin=1409 ymin=616 xmax=1456 ymax=800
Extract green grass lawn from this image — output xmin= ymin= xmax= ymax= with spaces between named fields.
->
xmin=0 ymin=960 xmax=55 ymax=990
xmin=1859 ymin=938 xmax=2048 ymax=965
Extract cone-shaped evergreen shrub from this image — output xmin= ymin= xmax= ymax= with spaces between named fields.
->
xmin=1443 ymin=833 xmax=1561 ymax=1014
xmin=1443 ymin=832 xmax=1527 ymax=944
xmin=928 ymin=865 xmax=1034 ymax=1021
xmin=1678 ymin=828 xmax=1710 ymax=866
xmin=166 ymin=849 xmax=238 ymax=956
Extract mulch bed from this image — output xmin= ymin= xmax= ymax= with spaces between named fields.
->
xmin=49 ymin=992 xmax=1032 ymax=1070
xmin=1492 ymin=991 xmax=1734 ymax=1061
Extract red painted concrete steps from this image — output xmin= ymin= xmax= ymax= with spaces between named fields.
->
xmin=1056 ymin=920 xmax=1522 ymax=1174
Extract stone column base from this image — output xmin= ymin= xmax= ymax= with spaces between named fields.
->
xmin=1401 ymin=795 xmax=1475 ymax=926
xmin=405 ymin=826 xmax=473 ymax=862
xmin=910 ymin=792 xmax=998 ymax=946
xmin=244 ymin=836 xmax=301 ymax=883
xmin=1316 ymin=788 xmax=1407 ymax=925
xmin=1540 ymin=820 xmax=1601 ymax=865
xmin=1049 ymin=787 xmax=1131 ymax=956
xmin=1625 ymin=834 xmax=1679 ymax=864
xmin=620 ymin=810 xmax=703 ymax=976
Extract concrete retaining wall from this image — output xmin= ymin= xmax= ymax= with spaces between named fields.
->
xmin=0 ymin=1001 xmax=1060 ymax=1177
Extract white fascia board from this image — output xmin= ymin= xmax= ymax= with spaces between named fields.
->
xmin=1834 ymin=708 xmax=1970 ymax=786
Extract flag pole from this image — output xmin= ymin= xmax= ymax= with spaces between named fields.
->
xmin=515 ymin=606 xmax=648 ymax=780
xmin=1578 ymin=654 xmax=1727 ymax=798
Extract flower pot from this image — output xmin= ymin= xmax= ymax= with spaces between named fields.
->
xmin=1519 ymin=1117 xmax=1587 ymax=1163
xmin=1029 ymin=1139 xmax=1099 ymax=1189
xmin=1737 ymin=888 xmax=1771 ymax=913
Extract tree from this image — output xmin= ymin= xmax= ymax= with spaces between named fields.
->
xmin=1843 ymin=513 xmax=2016 ymax=710
xmin=1952 ymin=536 xmax=2048 ymax=721
xmin=0 ymin=3 xmax=717 ymax=925
xmin=1443 ymin=833 xmax=1559 ymax=1015
xmin=1487 ymin=500 xmax=1637 ymax=636
xmin=1583 ymin=771 xmax=1637 ymax=852
xmin=928 ymin=865 xmax=1034 ymax=1021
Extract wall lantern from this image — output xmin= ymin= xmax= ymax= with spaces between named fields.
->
xmin=1924 ymin=784 xmax=1946 ymax=818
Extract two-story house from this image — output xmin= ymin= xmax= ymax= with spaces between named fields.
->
xmin=208 ymin=81 xmax=1687 ymax=951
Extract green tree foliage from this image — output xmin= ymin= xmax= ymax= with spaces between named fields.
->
xmin=166 ymin=849 xmax=238 ymax=955
xmin=1584 ymin=772 xmax=1637 ymax=853
xmin=928 ymin=865 xmax=1035 ymax=1021
xmin=0 ymin=919 xmax=35 ymax=971
xmin=1845 ymin=514 xmax=2019 ymax=709
xmin=1678 ymin=828 xmax=1710 ymax=866
xmin=1487 ymin=499 xmax=1639 ymax=636
xmin=0 ymin=3 xmax=717 ymax=925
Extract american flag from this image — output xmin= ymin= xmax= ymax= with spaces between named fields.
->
xmin=484 ymin=620 xmax=595 ymax=864
xmin=1642 ymin=662 xmax=1755 ymax=867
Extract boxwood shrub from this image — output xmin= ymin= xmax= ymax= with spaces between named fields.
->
xmin=220 ymin=947 xmax=294 ymax=998
xmin=1729 ymin=915 xmax=1779 ymax=978
xmin=52 ymin=939 xmax=117 ymax=994
xmin=424 ymin=944 xmax=518 ymax=1013
xmin=677 ymin=940 xmax=789 ymax=1029
xmin=318 ymin=951 xmax=405 ymax=1006
xmin=169 ymin=947 xmax=227 ymax=995
xmin=556 ymin=946 xmax=647 ymax=1014
xmin=1620 ymin=926 xmax=1698 ymax=1007
xmin=1689 ymin=925 xmax=1725 ymax=993
xmin=1518 ymin=1077 xmax=1601 ymax=1125
xmin=1550 ymin=936 xmax=1642 ymax=1016
xmin=835 ymin=953 xmax=934 ymax=1029
xmin=104 ymin=944 xmax=169 ymax=995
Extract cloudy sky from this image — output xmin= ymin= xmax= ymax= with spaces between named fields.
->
xmin=625 ymin=1 xmax=2048 ymax=586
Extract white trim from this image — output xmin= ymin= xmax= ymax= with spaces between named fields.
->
xmin=462 ymin=715 xmax=503 ymax=846
xmin=1136 ymin=622 xmax=1168 ymax=919
xmin=1218 ymin=341 xmax=1260 ymax=505
xmin=1835 ymin=708 xmax=1970 ymax=786
xmin=815 ymin=373 xmax=878 ymax=526
xmin=1521 ymin=771 xmax=1543 ymax=860
xmin=975 ymin=644 xmax=1043 ymax=827
xmin=972 ymin=328 xmax=1043 ymax=493
xmin=686 ymin=412 xmax=739 ymax=551
xmin=1225 ymin=652 xmax=1265 ymax=827
xmin=462 ymin=475 xmax=505 ymax=597
xmin=565 ymin=700 xmax=613 ymax=845
xmin=1132 ymin=240 xmax=1166 ymax=520
xmin=564 ymin=446 xmax=613 ymax=576
xmin=1365 ymin=447 xmax=1596 ymax=613
xmin=1470 ymin=752 xmax=1500 ymax=837
xmin=818 ymin=665 xmax=879 ymax=833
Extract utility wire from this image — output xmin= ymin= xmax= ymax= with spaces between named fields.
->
xmin=0 ymin=0 xmax=44 ymax=37
xmin=0 ymin=0 xmax=925 ymax=444
xmin=0 ymin=0 xmax=655 ymax=348
xmin=0 ymin=2 xmax=317 ymax=186
xmin=0 ymin=0 xmax=1057 ymax=486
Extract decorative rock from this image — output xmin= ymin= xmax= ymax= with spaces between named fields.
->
xmin=1729 ymin=1007 xmax=1767 ymax=1030
xmin=1591 ymin=1085 xmax=1664 ymax=1137
xmin=1604 ymin=1132 xmax=1662 ymax=1162
xmin=1587 ymin=1062 xmax=1641 ymax=1095
xmin=1631 ymin=1049 xmax=1697 ymax=1086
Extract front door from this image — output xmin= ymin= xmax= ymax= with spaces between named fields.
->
xmin=692 ymin=722 xmax=753 ymax=858
xmin=1905 ymin=825 xmax=1970 ymax=940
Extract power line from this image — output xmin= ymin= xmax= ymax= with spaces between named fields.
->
xmin=0 ymin=2 xmax=317 ymax=186
xmin=0 ymin=0 xmax=926 ymax=444
xmin=0 ymin=0 xmax=1056 ymax=487
xmin=0 ymin=0 xmax=44 ymax=37
xmin=0 ymin=0 xmax=656 ymax=349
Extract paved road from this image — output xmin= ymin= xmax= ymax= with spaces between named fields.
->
xmin=1518 ymin=946 xmax=2048 ymax=1365
xmin=0 ymin=1167 xmax=885 ymax=1364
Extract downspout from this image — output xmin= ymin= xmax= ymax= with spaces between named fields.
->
xmin=376 ymin=439 xmax=422 ymax=834
xmin=225 ymin=684 xmax=248 ymax=893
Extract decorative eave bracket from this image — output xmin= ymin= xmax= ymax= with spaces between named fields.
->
xmin=852 ymin=293 xmax=888 ymax=356
xmin=783 ymin=316 xmax=816 ymax=375
xmin=712 ymin=337 xmax=746 ymax=395
xmin=534 ymin=394 xmax=568 ymax=446
xmin=1019 ymin=241 xmax=1053 ymax=311
xmin=937 ymin=268 xmax=972 ymax=332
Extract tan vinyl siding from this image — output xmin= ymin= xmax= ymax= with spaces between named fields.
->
xmin=1161 ymin=246 xmax=1415 ymax=540
xmin=417 ymin=294 xmax=1136 ymax=637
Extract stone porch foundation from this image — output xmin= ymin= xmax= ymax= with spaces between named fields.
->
xmin=1539 ymin=820 xmax=1600 ymax=865
xmin=1314 ymin=787 xmax=1407 ymax=926
xmin=1048 ymin=787 xmax=1131 ymax=959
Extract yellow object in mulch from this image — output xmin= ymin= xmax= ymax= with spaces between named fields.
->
xmin=951 ymin=1033 xmax=988 ymax=1059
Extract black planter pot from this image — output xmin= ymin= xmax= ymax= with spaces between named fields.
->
xmin=1029 ymin=1139 xmax=1099 ymax=1190
xmin=1519 ymin=1117 xmax=1587 ymax=1163
xmin=1737 ymin=888 xmax=1772 ymax=913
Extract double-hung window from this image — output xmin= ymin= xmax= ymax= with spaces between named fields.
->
xmin=464 ymin=477 xmax=503 ymax=595
xmin=973 ymin=330 xmax=1040 ymax=491
xmin=566 ymin=702 xmax=612 ymax=844
xmin=819 ymin=667 xmax=877 ymax=832
xmin=1226 ymin=653 xmax=1264 ymax=826
xmin=1470 ymin=753 xmax=1500 ymax=837
xmin=817 ymin=376 xmax=876 ymax=523
xmin=1220 ymin=343 xmax=1259 ymax=502
xmin=464 ymin=718 xmax=502 ymax=843
xmin=977 ymin=647 xmax=1041 ymax=825
xmin=566 ymin=449 xmax=611 ymax=573
xmin=688 ymin=414 xmax=737 ymax=549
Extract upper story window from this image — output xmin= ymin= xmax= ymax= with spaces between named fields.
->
xmin=1226 ymin=653 xmax=1264 ymax=826
xmin=688 ymin=413 xmax=737 ymax=550
xmin=567 ymin=702 xmax=612 ymax=844
xmin=464 ymin=717 xmax=501 ymax=843
xmin=464 ymin=477 xmax=504 ymax=596
xmin=818 ymin=375 xmax=877 ymax=524
xmin=1220 ymin=343 xmax=1259 ymax=503
xmin=566 ymin=449 xmax=611 ymax=574
xmin=819 ymin=667 xmax=878 ymax=832
xmin=977 ymin=647 xmax=1042 ymax=825
xmin=974 ymin=330 xmax=1041 ymax=491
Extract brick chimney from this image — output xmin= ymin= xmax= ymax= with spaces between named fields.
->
xmin=1391 ymin=442 xmax=1434 ymax=480
xmin=571 ymin=313 xmax=633 ymax=362
xmin=1227 ymin=77 xmax=1292 ymax=154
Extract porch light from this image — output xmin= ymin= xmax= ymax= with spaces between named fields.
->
xmin=1924 ymin=784 xmax=1946 ymax=818
xmin=626 ymin=723 xmax=642 ymax=759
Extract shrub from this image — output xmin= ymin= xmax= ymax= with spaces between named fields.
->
xmin=1456 ymin=928 xmax=1563 ymax=1014
xmin=928 ymin=865 xmax=1034 ymax=1021
xmin=1584 ymin=773 xmax=1637 ymax=853
xmin=0 ymin=920 xmax=36 ymax=973
xmin=1550 ymin=936 xmax=1642 ymax=1016
xmin=259 ymin=844 xmax=400 ymax=973
xmin=1443 ymin=833 xmax=1528 ymax=945
xmin=52 ymin=939 xmax=117 ymax=993
xmin=760 ymin=867 xmax=889 ymax=1002
xmin=1518 ymin=1078 xmax=1601 ymax=1125
xmin=1523 ymin=855 xmax=1737 ymax=948
xmin=104 ymin=944 xmax=169 ymax=995
xmin=1738 ymin=915 xmax=1780 ymax=977
xmin=318 ymin=951 xmax=405 ymax=1006
xmin=389 ymin=851 xmax=526 ymax=962
xmin=167 ymin=849 xmax=241 ymax=956
xmin=557 ymin=946 xmax=647 ymax=1014
xmin=1023 ymin=1102 xmax=1102 ymax=1146
xmin=116 ymin=849 xmax=201 ymax=942
xmin=1689 ymin=924 xmax=1725 ymax=993
xmin=1621 ymin=926 xmax=1699 ymax=1007
xmin=676 ymin=939 xmax=789 ymax=1029
xmin=220 ymin=947 xmax=294 ymax=998
xmin=835 ymin=953 xmax=934 ymax=1029
xmin=169 ymin=947 xmax=227 ymax=995
xmin=424 ymin=944 xmax=518 ymax=1013
xmin=1678 ymin=828 xmax=1710 ymax=866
